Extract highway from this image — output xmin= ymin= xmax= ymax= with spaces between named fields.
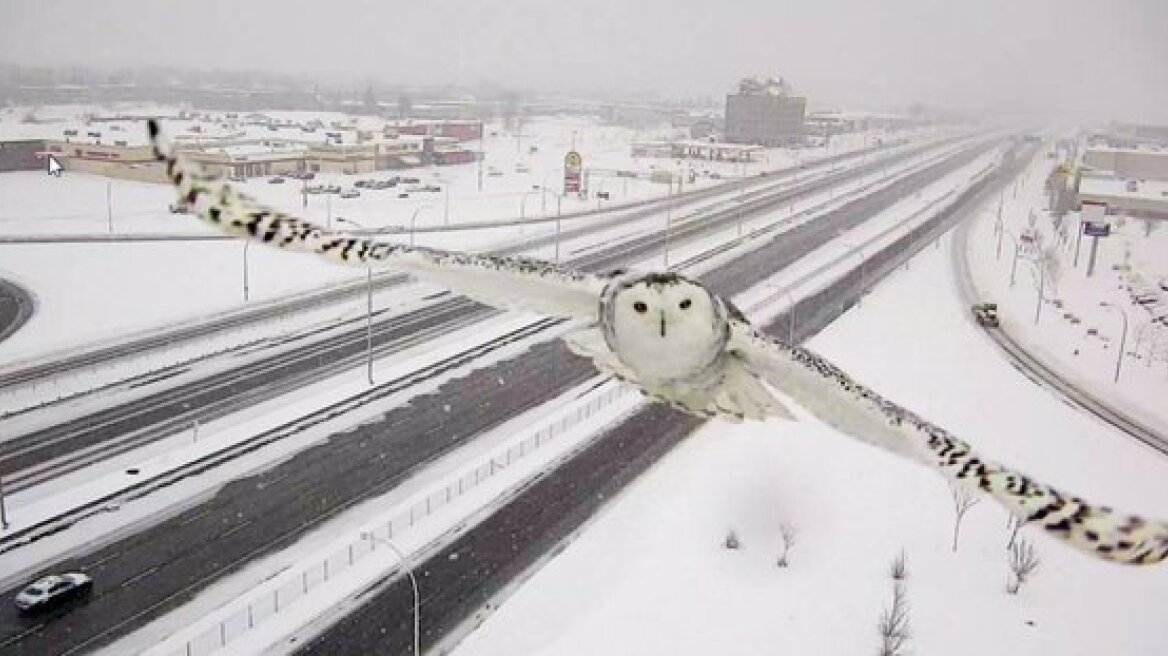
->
xmin=950 ymin=191 xmax=1168 ymax=455
xmin=0 ymin=136 xmax=972 ymax=494
xmin=0 ymin=137 xmax=998 ymax=654
xmin=0 ymin=135 xmax=920 ymax=391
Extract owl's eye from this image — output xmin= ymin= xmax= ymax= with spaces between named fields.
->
xmin=633 ymin=301 xmax=648 ymax=313
xmin=679 ymin=298 xmax=692 ymax=310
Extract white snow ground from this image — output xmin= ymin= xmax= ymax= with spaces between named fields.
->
xmin=450 ymin=221 xmax=1168 ymax=655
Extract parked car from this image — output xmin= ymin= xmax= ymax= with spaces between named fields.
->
xmin=14 ymin=572 xmax=93 ymax=613
xmin=323 ymin=185 xmax=342 ymax=194
xmin=268 ymin=176 xmax=286 ymax=184
xmin=339 ymin=189 xmax=360 ymax=199
xmin=168 ymin=202 xmax=191 ymax=214
xmin=972 ymin=302 xmax=1000 ymax=328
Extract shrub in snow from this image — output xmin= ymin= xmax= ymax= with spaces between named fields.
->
xmin=949 ymin=483 xmax=981 ymax=552
xmin=1005 ymin=514 xmax=1023 ymax=550
xmin=889 ymin=549 xmax=908 ymax=582
xmin=1007 ymin=539 xmax=1040 ymax=594
xmin=724 ymin=529 xmax=741 ymax=550
xmin=877 ymin=581 xmax=911 ymax=656
xmin=776 ymin=522 xmax=798 ymax=568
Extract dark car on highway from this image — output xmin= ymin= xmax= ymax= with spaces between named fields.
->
xmin=13 ymin=572 xmax=93 ymax=614
xmin=972 ymin=302 xmax=1000 ymax=328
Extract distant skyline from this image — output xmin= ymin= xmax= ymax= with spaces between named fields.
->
xmin=2 ymin=0 xmax=1165 ymax=122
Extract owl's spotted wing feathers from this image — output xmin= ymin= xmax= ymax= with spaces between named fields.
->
xmin=730 ymin=320 xmax=1168 ymax=565
xmin=147 ymin=119 xmax=605 ymax=319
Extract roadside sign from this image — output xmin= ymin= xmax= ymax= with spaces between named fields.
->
xmin=564 ymin=150 xmax=583 ymax=193
xmin=1083 ymin=221 xmax=1111 ymax=237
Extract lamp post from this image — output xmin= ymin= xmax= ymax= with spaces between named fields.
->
xmin=1025 ymin=260 xmax=1046 ymax=325
xmin=409 ymin=205 xmax=433 ymax=247
xmin=839 ymin=237 xmax=866 ymax=306
xmin=663 ymin=176 xmax=674 ymax=267
xmin=519 ymin=190 xmax=540 ymax=221
xmin=541 ymin=171 xmax=552 ymax=214
xmin=336 ymin=218 xmax=378 ymax=385
xmin=1147 ymin=328 xmax=1165 ymax=369
xmin=362 ymin=533 xmax=420 ymax=655
xmin=993 ymin=192 xmax=1004 ymax=260
xmin=771 ymin=285 xmax=798 ymax=344
xmin=1005 ymin=231 xmax=1021 ymax=287
xmin=1100 ymin=301 xmax=1129 ymax=383
xmin=242 ymin=241 xmax=250 ymax=302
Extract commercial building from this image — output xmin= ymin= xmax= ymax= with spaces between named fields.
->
xmin=724 ymin=76 xmax=806 ymax=146
xmin=1077 ymin=174 xmax=1168 ymax=220
xmin=3 ymin=117 xmax=478 ymax=181
xmin=0 ymin=139 xmax=47 ymax=172
xmin=1082 ymin=147 xmax=1168 ymax=182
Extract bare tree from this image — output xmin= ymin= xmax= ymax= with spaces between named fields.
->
xmin=1006 ymin=538 xmax=1041 ymax=594
xmin=878 ymin=581 xmax=912 ymax=656
xmin=724 ymin=529 xmax=741 ymax=550
xmin=1005 ymin=514 xmax=1023 ymax=550
xmin=950 ymin=483 xmax=981 ymax=552
xmin=777 ymin=522 xmax=799 ymax=567
xmin=889 ymin=549 xmax=908 ymax=582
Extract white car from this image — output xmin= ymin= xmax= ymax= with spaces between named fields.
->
xmin=14 ymin=572 xmax=93 ymax=613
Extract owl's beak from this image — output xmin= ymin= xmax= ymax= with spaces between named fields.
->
xmin=659 ymin=311 xmax=667 ymax=338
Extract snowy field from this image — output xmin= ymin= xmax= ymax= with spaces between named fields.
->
xmin=965 ymin=148 xmax=1168 ymax=433
xmin=450 ymin=226 xmax=1168 ymax=655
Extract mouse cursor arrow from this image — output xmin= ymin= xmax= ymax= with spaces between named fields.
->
xmin=47 ymin=155 xmax=63 ymax=176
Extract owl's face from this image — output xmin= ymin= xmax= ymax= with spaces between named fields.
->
xmin=603 ymin=273 xmax=728 ymax=381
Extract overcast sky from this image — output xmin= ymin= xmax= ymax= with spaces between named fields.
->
xmin=2 ymin=0 xmax=1165 ymax=121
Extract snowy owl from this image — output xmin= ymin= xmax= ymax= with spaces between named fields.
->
xmin=147 ymin=120 xmax=1168 ymax=566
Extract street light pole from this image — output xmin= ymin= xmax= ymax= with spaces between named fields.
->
xmin=363 ymin=533 xmax=420 ymax=656
xmin=337 ymin=218 xmax=378 ymax=385
xmin=106 ymin=181 xmax=113 ymax=234
xmin=663 ymin=177 xmax=673 ymax=267
xmin=840 ymin=238 xmax=866 ymax=306
xmin=242 ymin=241 xmax=250 ymax=302
xmin=1146 ymin=328 xmax=1165 ymax=369
xmin=1031 ymin=262 xmax=1045 ymax=325
xmin=519 ymin=190 xmax=538 ymax=221
xmin=409 ymin=206 xmax=432 ymax=247
xmin=783 ymin=287 xmax=797 ymax=343
xmin=1100 ymin=302 xmax=1129 ymax=383
xmin=1006 ymin=233 xmax=1020 ymax=287
xmin=0 ymin=473 xmax=8 ymax=529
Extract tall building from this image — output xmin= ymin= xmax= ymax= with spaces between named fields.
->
xmin=724 ymin=76 xmax=806 ymax=146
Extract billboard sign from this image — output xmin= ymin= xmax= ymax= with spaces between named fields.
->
xmin=564 ymin=150 xmax=583 ymax=193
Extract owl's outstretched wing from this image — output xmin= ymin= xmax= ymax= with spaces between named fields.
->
xmin=147 ymin=120 xmax=605 ymax=319
xmin=729 ymin=319 xmax=1168 ymax=565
